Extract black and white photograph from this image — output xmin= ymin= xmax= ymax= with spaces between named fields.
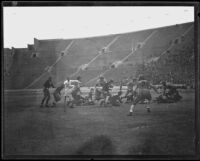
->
xmin=2 ymin=1 xmax=200 ymax=160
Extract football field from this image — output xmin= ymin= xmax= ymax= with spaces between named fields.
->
xmin=3 ymin=89 xmax=195 ymax=156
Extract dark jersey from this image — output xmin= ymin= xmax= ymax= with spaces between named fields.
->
xmin=110 ymin=95 xmax=122 ymax=104
xmin=127 ymin=81 xmax=134 ymax=90
xmin=137 ymin=80 xmax=151 ymax=89
xmin=163 ymin=84 xmax=177 ymax=95
xmin=102 ymin=82 xmax=113 ymax=92
xmin=55 ymin=84 xmax=64 ymax=94
xmin=97 ymin=79 xmax=107 ymax=87
xmin=44 ymin=80 xmax=54 ymax=89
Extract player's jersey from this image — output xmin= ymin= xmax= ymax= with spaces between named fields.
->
xmin=64 ymin=85 xmax=75 ymax=96
xmin=96 ymin=79 xmax=107 ymax=87
xmin=134 ymin=79 xmax=157 ymax=100
xmin=137 ymin=80 xmax=151 ymax=89
xmin=163 ymin=84 xmax=177 ymax=95
xmin=44 ymin=79 xmax=54 ymax=89
xmin=54 ymin=84 xmax=65 ymax=94
xmin=95 ymin=88 xmax=103 ymax=100
xmin=102 ymin=82 xmax=113 ymax=92
xmin=127 ymin=81 xmax=134 ymax=90
xmin=64 ymin=80 xmax=81 ymax=87
xmin=72 ymin=86 xmax=81 ymax=96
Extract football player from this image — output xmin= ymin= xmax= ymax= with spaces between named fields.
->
xmin=128 ymin=75 xmax=159 ymax=116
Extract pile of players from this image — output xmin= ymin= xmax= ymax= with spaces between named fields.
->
xmin=40 ymin=75 xmax=182 ymax=115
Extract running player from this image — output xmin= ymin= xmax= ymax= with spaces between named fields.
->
xmin=128 ymin=75 xmax=159 ymax=116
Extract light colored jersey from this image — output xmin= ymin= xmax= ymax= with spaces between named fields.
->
xmin=135 ymin=80 xmax=157 ymax=94
xmin=64 ymin=85 xmax=74 ymax=96
xmin=64 ymin=80 xmax=81 ymax=88
xmin=96 ymin=79 xmax=107 ymax=87
xmin=133 ymin=85 xmax=137 ymax=91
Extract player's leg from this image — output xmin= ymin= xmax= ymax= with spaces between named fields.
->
xmin=145 ymin=91 xmax=152 ymax=113
xmin=64 ymin=96 xmax=66 ymax=112
xmin=105 ymin=92 xmax=111 ymax=104
xmin=40 ymin=89 xmax=47 ymax=107
xmin=128 ymin=95 xmax=140 ymax=116
xmin=124 ymin=90 xmax=129 ymax=98
xmin=69 ymin=94 xmax=75 ymax=108
xmin=130 ymin=91 xmax=134 ymax=102
xmin=51 ymin=92 xmax=57 ymax=107
xmin=40 ymin=97 xmax=46 ymax=107
xmin=45 ymin=89 xmax=50 ymax=107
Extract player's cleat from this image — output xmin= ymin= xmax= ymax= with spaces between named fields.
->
xmin=40 ymin=104 xmax=43 ymax=108
xmin=127 ymin=112 xmax=133 ymax=116
xmin=45 ymin=104 xmax=50 ymax=107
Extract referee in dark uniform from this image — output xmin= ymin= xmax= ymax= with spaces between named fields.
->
xmin=40 ymin=76 xmax=54 ymax=107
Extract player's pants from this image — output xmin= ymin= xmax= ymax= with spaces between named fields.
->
xmin=64 ymin=88 xmax=74 ymax=102
xmin=133 ymin=89 xmax=152 ymax=105
xmin=41 ymin=88 xmax=50 ymax=106
xmin=102 ymin=91 xmax=111 ymax=103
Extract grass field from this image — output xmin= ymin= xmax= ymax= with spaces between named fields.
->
xmin=3 ymin=89 xmax=196 ymax=157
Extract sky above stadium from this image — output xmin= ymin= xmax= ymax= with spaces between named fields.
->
xmin=3 ymin=6 xmax=194 ymax=48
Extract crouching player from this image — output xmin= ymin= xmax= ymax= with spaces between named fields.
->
xmin=51 ymin=83 xmax=65 ymax=107
xmin=109 ymin=91 xmax=123 ymax=106
xmin=128 ymin=75 xmax=159 ymax=116
xmin=84 ymin=88 xmax=95 ymax=105
xmin=157 ymin=81 xmax=182 ymax=103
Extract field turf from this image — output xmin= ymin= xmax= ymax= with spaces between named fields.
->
xmin=3 ymin=89 xmax=195 ymax=157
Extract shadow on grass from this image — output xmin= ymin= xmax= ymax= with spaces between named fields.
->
xmin=128 ymin=135 xmax=163 ymax=155
xmin=75 ymin=135 xmax=116 ymax=155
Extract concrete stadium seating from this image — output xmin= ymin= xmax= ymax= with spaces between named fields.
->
xmin=3 ymin=22 xmax=194 ymax=89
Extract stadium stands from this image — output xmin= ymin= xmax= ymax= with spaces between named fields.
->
xmin=3 ymin=22 xmax=194 ymax=89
